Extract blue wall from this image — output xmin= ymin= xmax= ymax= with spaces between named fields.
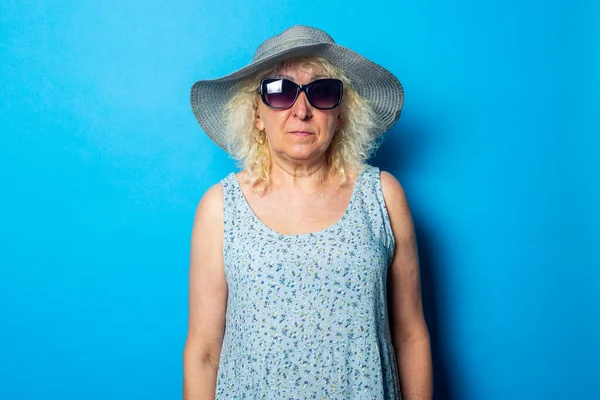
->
xmin=1 ymin=1 xmax=598 ymax=399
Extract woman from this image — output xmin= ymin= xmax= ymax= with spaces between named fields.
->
xmin=183 ymin=26 xmax=432 ymax=399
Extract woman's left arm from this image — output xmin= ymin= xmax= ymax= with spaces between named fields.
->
xmin=380 ymin=171 xmax=433 ymax=400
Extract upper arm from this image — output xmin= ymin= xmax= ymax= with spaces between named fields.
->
xmin=185 ymin=183 xmax=228 ymax=364
xmin=380 ymin=171 xmax=428 ymax=344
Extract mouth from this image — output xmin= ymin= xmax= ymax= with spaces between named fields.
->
xmin=289 ymin=131 xmax=314 ymax=137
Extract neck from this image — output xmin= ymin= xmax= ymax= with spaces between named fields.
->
xmin=270 ymin=156 xmax=332 ymax=189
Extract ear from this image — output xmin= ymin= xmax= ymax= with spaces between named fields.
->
xmin=255 ymin=108 xmax=265 ymax=131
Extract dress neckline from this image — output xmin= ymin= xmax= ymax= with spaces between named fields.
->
xmin=229 ymin=167 xmax=366 ymax=239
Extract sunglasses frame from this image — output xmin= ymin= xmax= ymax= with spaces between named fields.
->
xmin=259 ymin=78 xmax=344 ymax=110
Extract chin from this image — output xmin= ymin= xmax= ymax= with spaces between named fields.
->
xmin=280 ymin=146 xmax=324 ymax=161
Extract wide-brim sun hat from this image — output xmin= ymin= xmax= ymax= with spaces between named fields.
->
xmin=190 ymin=25 xmax=404 ymax=152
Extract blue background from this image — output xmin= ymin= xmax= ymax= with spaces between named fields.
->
xmin=1 ymin=0 xmax=598 ymax=399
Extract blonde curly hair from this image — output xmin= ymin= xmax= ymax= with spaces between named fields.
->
xmin=223 ymin=56 xmax=381 ymax=193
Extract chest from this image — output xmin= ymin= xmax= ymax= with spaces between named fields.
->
xmin=242 ymin=183 xmax=355 ymax=236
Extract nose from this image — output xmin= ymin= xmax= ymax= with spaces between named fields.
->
xmin=292 ymin=91 xmax=312 ymax=120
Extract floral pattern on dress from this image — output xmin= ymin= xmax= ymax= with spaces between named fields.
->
xmin=216 ymin=164 xmax=400 ymax=400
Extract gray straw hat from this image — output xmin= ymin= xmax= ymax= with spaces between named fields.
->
xmin=190 ymin=25 xmax=404 ymax=151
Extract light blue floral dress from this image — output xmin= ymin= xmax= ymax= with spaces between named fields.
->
xmin=216 ymin=164 xmax=401 ymax=399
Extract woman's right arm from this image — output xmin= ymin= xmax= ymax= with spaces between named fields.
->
xmin=183 ymin=184 xmax=228 ymax=400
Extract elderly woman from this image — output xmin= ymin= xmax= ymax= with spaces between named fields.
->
xmin=183 ymin=26 xmax=432 ymax=399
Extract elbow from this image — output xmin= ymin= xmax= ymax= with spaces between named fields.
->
xmin=184 ymin=338 xmax=221 ymax=370
xmin=393 ymin=319 xmax=431 ymax=349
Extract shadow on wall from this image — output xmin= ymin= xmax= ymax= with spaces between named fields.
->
xmin=371 ymin=123 xmax=453 ymax=400
xmin=370 ymin=120 xmax=429 ymax=173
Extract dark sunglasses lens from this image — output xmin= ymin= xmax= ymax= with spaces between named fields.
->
xmin=263 ymin=79 xmax=297 ymax=108
xmin=308 ymin=80 xmax=342 ymax=109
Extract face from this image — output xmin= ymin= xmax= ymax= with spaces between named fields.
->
xmin=254 ymin=63 xmax=342 ymax=164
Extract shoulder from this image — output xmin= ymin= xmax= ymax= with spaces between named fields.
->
xmin=379 ymin=170 xmax=409 ymax=209
xmin=378 ymin=170 xmax=414 ymax=237
xmin=193 ymin=181 xmax=224 ymax=228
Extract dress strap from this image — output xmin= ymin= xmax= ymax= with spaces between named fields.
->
xmin=353 ymin=165 xmax=396 ymax=262
xmin=220 ymin=173 xmax=242 ymax=246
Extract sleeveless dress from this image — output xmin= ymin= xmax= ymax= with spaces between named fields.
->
xmin=217 ymin=164 xmax=401 ymax=399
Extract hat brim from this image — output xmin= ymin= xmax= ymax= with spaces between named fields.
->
xmin=190 ymin=42 xmax=403 ymax=151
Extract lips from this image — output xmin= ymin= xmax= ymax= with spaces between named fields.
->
xmin=289 ymin=131 xmax=314 ymax=136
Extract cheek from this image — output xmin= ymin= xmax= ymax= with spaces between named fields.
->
xmin=262 ymin=116 xmax=284 ymax=135
xmin=257 ymin=106 xmax=286 ymax=133
xmin=323 ymin=115 xmax=340 ymax=137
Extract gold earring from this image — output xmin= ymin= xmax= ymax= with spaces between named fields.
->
xmin=254 ymin=130 xmax=266 ymax=145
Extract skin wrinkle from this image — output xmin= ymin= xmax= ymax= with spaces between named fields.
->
xmin=223 ymin=56 xmax=379 ymax=194
xmin=254 ymin=64 xmax=340 ymax=183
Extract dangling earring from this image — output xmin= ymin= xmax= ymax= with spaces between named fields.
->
xmin=254 ymin=130 xmax=266 ymax=145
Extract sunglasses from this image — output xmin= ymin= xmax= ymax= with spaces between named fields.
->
xmin=259 ymin=78 xmax=343 ymax=110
